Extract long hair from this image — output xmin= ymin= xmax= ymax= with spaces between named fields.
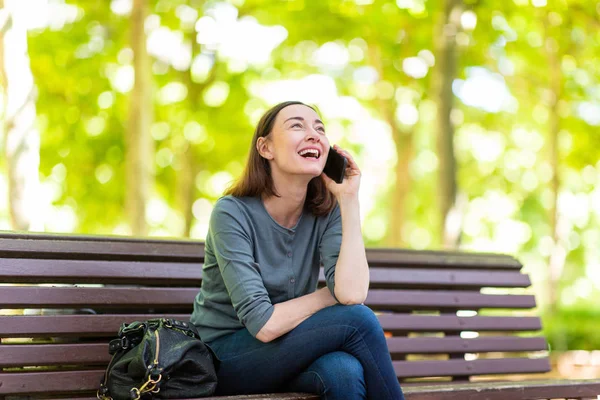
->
xmin=224 ymin=101 xmax=336 ymax=217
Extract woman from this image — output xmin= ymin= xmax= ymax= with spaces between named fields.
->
xmin=191 ymin=101 xmax=405 ymax=400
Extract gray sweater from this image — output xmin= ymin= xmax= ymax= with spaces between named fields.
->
xmin=191 ymin=195 xmax=342 ymax=343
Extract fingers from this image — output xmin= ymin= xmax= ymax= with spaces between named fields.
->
xmin=333 ymin=145 xmax=359 ymax=172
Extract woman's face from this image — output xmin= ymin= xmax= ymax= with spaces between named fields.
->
xmin=258 ymin=104 xmax=330 ymax=180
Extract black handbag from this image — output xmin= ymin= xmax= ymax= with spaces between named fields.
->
xmin=97 ymin=318 xmax=220 ymax=400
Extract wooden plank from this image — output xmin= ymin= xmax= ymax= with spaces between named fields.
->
xmin=365 ymin=248 xmax=522 ymax=269
xmin=0 ymin=369 xmax=104 ymax=395
xmin=1 ymin=259 xmax=530 ymax=289
xmin=377 ymin=315 xmax=543 ymax=333
xmin=334 ymin=268 xmax=531 ymax=289
xmin=0 ymin=234 xmax=520 ymax=269
xmin=0 ymin=235 xmax=204 ymax=262
xmin=36 ymin=396 xmax=318 ymax=400
xmin=366 ymin=290 xmax=537 ymax=310
xmin=387 ymin=336 xmax=548 ymax=355
xmin=27 ymin=379 xmax=600 ymax=400
xmin=0 ymin=286 xmax=199 ymax=309
xmin=0 ymin=314 xmax=190 ymax=338
xmin=0 ymin=369 xmax=307 ymax=398
xmin=403 ymin=379 xmax=600 ymax=400
xmin=394 ymin=358 xmax=551 ymax=378
xmin=0 ymin=343 xmax=110 ymax=367
xmin=0 ymin=287 xmax=536 ymax=311
xmin=0 ymin=337 xmax=548 ymax=368
xmin=0 ymin=314 xmax=543 ymax=338
xmin=0 ymin=258 xmax=202 ymax=285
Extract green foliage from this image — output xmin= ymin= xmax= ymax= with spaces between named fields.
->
xmin=1 ymin=0 xmax=599 ymax=349
xmin=544 ymin=307 xmax=600 ymax=351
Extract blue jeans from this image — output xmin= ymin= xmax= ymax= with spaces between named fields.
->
xmin=207 ymin=304 xmax=405 ymax=400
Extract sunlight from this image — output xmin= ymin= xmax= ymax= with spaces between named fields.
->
xmin=195 ymin=3 xmax=287 ymax=69
xmin=453 ymin=67 xmax=516 ymax=113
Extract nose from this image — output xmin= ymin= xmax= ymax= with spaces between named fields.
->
xmin=306 ymin=128 xmax=321 ymax=142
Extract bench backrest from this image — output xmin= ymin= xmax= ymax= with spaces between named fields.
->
xmin=0 ymin=233 xmax=550 ymax=397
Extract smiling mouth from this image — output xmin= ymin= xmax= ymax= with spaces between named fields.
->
xmin=298 ymin=149 xmax=321 ymax=160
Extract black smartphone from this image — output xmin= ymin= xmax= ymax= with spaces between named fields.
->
xmin=323 ymin=146 xmax=347 ymax=184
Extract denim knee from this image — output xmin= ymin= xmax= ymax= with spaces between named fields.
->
xmin=341 ymin=304 xmax=381 ymax=333
xmin=313 ymin=352 xmax=365 ymax=399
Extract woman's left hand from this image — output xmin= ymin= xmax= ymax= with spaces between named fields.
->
xmin=321 ymin=145 xmax=361 ymax=200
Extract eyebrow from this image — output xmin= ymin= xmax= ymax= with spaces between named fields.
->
xmin=284 ymin=116 xmax=324 ymax=125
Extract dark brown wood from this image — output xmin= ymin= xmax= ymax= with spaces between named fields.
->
xmin=366 ymin=290 xmax=536 ymax=310
xmin=0 ymin=369 xmax=104 ymax=395
xmin=402 ymin=379 xmax=600 ymax=400
xmin=0 ymin=369 xmax=318 ymax=398
xmin=0 ymin=314 xmax=543 ymax=338
xmin=365 ymin=247 xmax=522 ymax=269
xmin=394 ymin=358 xmax=551 ymax=378
xmin=0 ymin=287 xmax=536 ymax=311
xmin=1 ymin=258 xmax=529 ymax=289
xmin=335 ymin=267 xmax=531 ymax=289
xmin=0 ymin=314 xmax=189 ymax=338
xmin=0 ymin=233 xmax=521 ymax=269
xmin=0 ymin=337 xmax=549 ymax=368
xmin=377 ymin=314 xmax=543 ymax=333
xmin=29 ymin=379 xmax=600 ymax=400
xmin=202 ymin=394 xmax=319 ymax=400
xmin=35 ymin=395 xmax=319 ymax=400
xmin=0 ymin=234 xmax=204 ymax=262
xmin=387 ymin=336 xmax=548 ymax=355
xmin=0 ymin=286 xmax=199 ymax=309
xmin=0 ymin=258 xmax=202 ymax=285
xmin=0 ymin=343 xmax=110 ymax=367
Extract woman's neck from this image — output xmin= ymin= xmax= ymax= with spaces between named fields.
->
xmin=262 ymin=184 xmax=307 ymax=229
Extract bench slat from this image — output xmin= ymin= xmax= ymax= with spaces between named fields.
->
xmin=402 ymin=379 xmax=600 ymax=400
xmin=394 ymin=357 xmax=551 ymax=377
xmin=0 ymin=343 xmax=109 ymax=367
xmin=387 ymin=336 xmax=548 ymax=354
xmin=0 ymin=358 xmax=551 ymax=395
xmin=0 ymin=258 xmax=201 ymax=285
xmin=0 ymin=258 xmax=530 ymax=288
xmin=377 ymin=314 xmax=542 ymax=333
xmin=365 ymin=248 xmax=521 ymax=269
xmin=324 ymin=268 xmax=530 ymax=289
xmin=0 ymin=369 xmax=317 ymax=398
xmin=25 ymin=379 xmax=600 ymax=400
xmin=0 ymin=235 xmax=203 ymax=262
xmin=0 ymin=234 xmax=521 ymax=269
xmin=0 ymin=337 xmax=548 ymax=367
xmin=0 ymin=314 xmax=542 ymax=337
xmin=36 ymin=396 xmax=319 ymax=400
xmin=366 ymin=290 xmax=536 ymax=310
xmin=0 ymin=287 xmax=536 ymax=310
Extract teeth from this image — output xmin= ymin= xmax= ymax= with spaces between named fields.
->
xmin=298 ymin=149 xmax=320 ymax=157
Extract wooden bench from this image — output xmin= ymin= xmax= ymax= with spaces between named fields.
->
xmin=1 ymin=232 xmax=599 ymax=399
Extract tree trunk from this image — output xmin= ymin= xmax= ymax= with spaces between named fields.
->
xmin=0 ymin=0 xmax=42 ymax=231
xmin=126 ymin=0 xmax=153 ymax=236
xmin=546 ymin=21 xmax=564 ymax=315
xmin=388 ymin=130 xmax=414 ymax=247
xmin=368 ymin=45 xmax=414 ymax=248
xmin=433 ymin=0 xmax=462 ymax=248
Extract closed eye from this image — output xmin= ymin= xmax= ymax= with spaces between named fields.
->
xmin=291 ymin=123 xmax=303 ymax=129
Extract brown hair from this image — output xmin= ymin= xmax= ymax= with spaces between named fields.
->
xmin=224 ymin=101 xmax=336 ymax=217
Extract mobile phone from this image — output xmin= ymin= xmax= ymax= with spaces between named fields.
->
xmin=323 ymin=146 xmax=347 ymax=184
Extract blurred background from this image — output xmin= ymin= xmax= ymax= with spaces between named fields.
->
xmin=0 ymin=0 xmax=598 ymax=376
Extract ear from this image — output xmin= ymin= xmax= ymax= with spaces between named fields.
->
xmin=256 ymin=137 xmax=274 ymax=160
